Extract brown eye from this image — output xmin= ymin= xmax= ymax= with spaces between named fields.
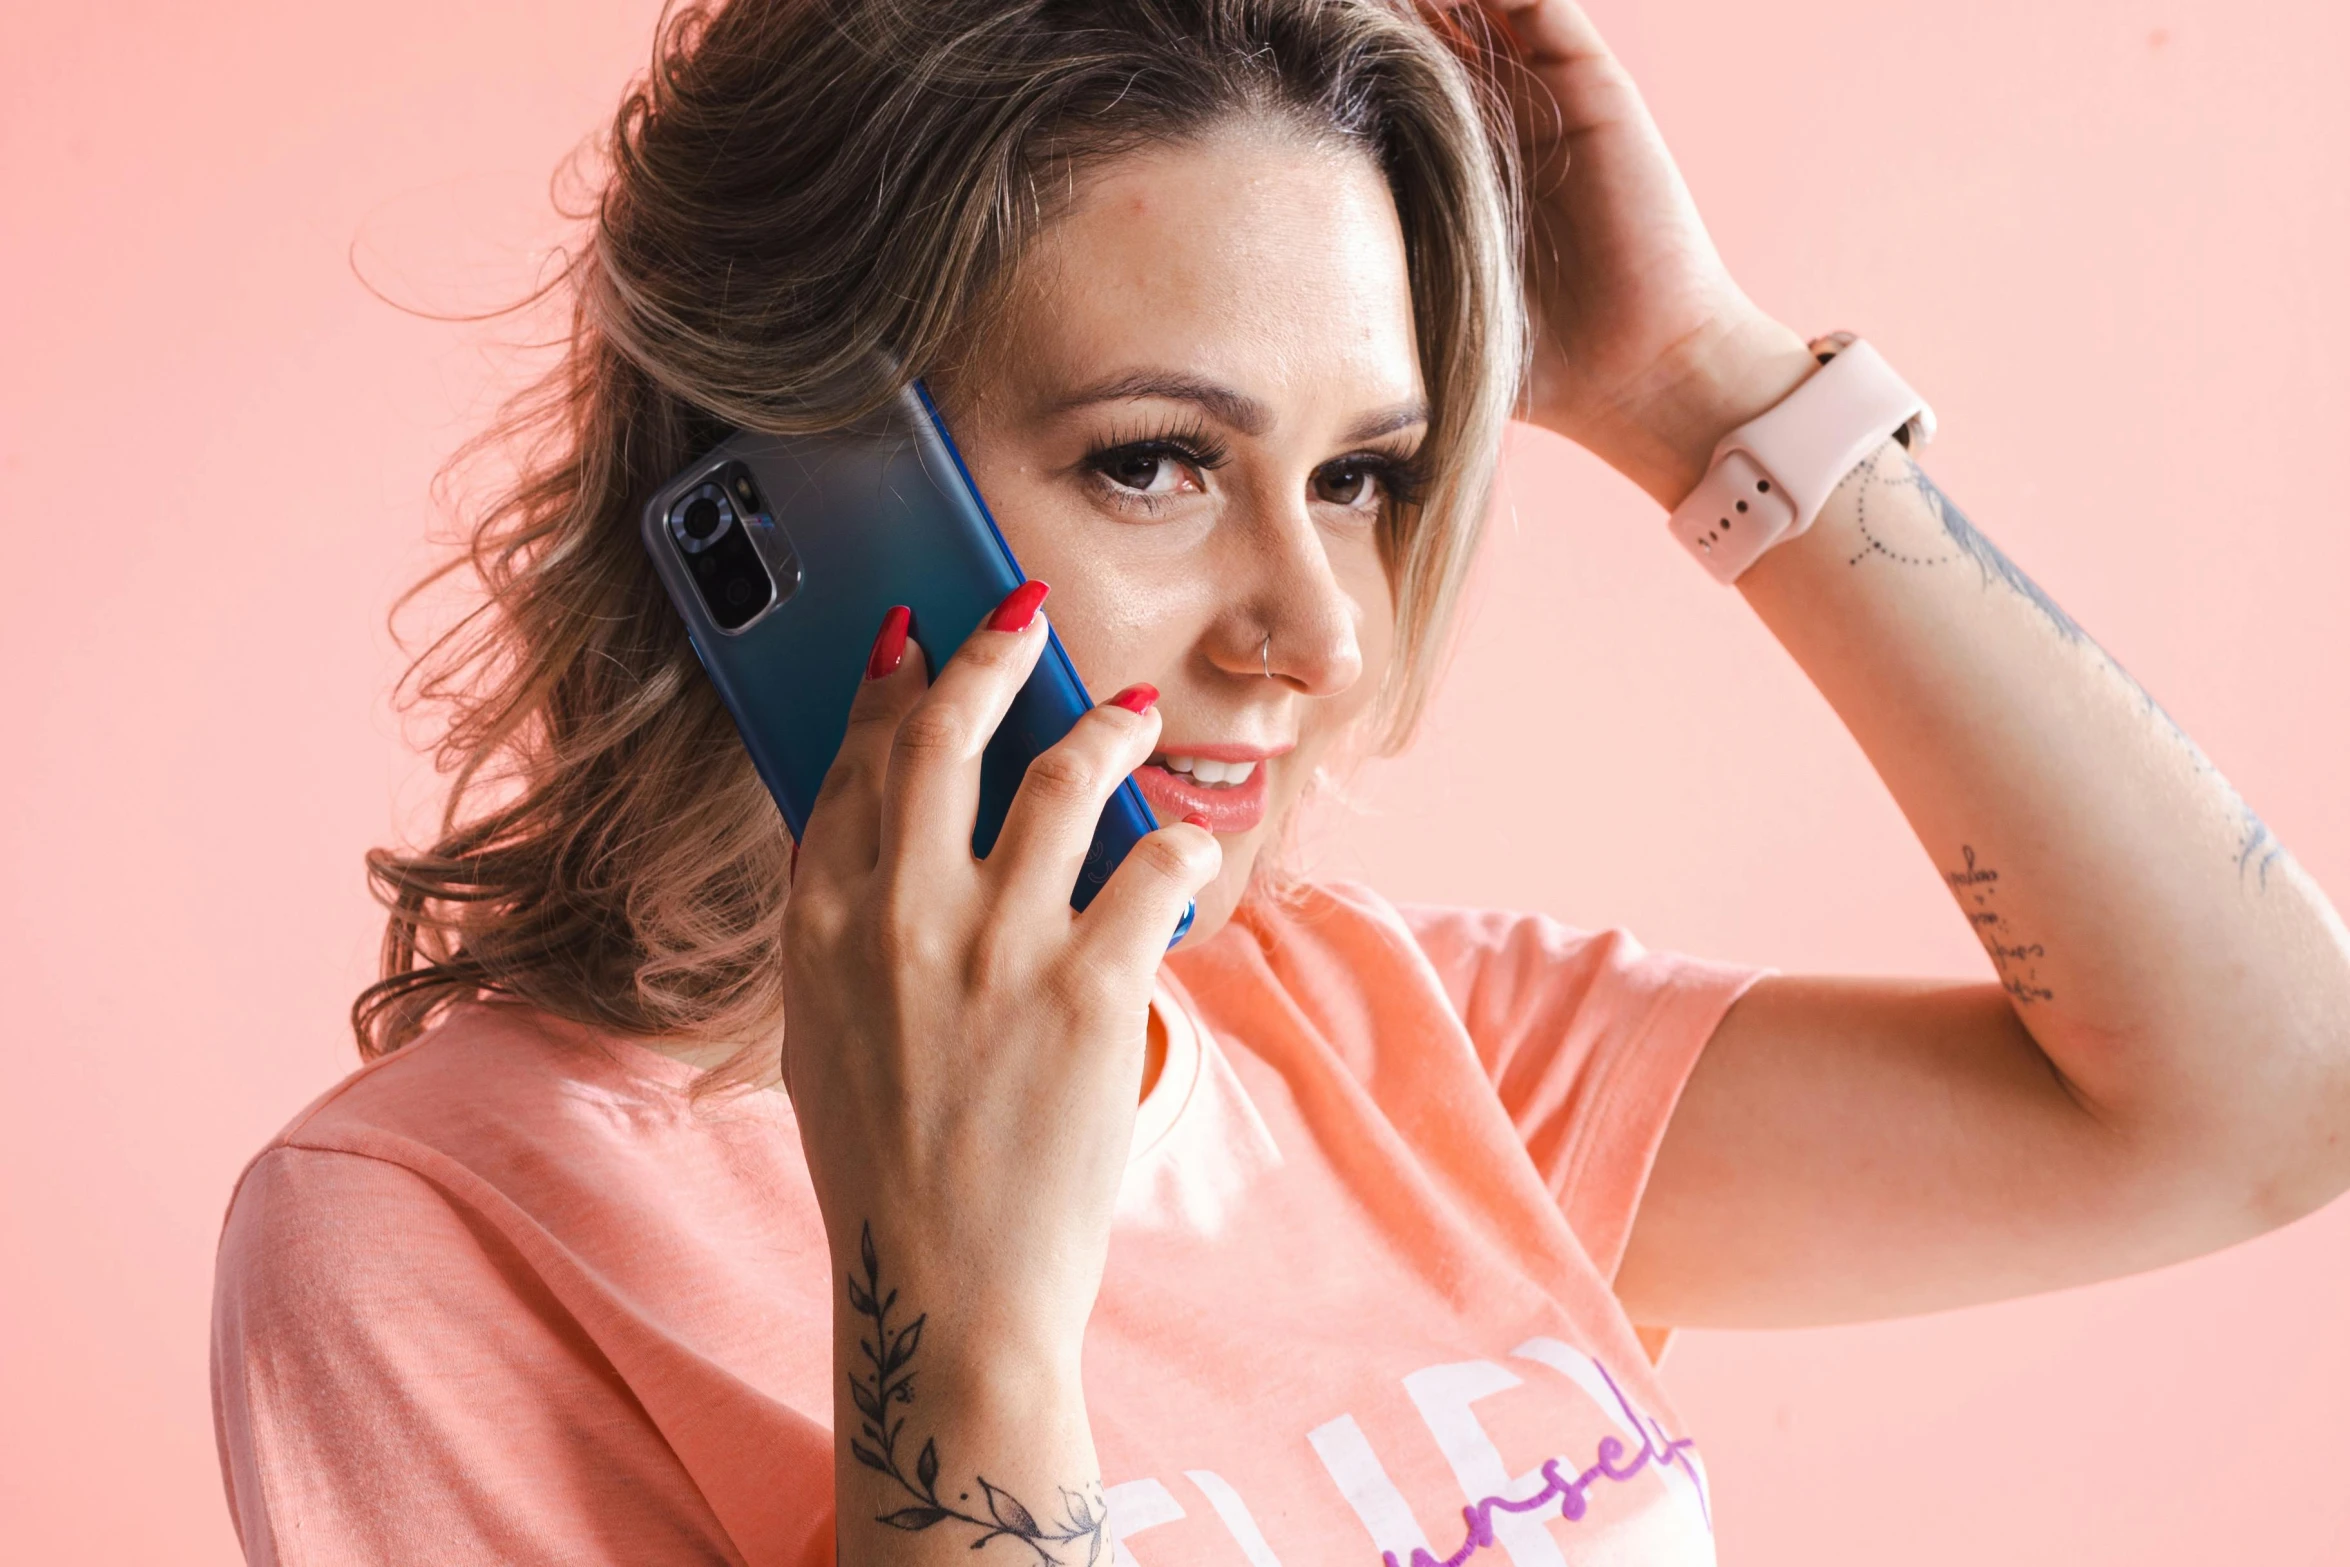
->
xmin=1111 ymin=453 xmax=1174 ymax=491
xmin=1090 ymin=444 xmax=1206 ymax=499
xmin=1313 ymin=460 xmax=1378 ymax=508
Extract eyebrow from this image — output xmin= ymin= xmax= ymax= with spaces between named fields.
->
xmin=1049 ymin=369 xmax=1429 ymax=446
xmin=1341 ymin=399 xmax=1432 ymax=445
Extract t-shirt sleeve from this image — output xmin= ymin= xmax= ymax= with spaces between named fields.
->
xmin=1400 ymin=906 xmax=1766 ymax=1284
xmin=211 ymin=1144 xmax=748 ymax=1567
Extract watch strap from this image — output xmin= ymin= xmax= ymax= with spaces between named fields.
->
xmin=1666 ymin=336 xmax=1933 ymax=583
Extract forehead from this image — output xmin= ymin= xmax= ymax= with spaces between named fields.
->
xmin=989 ymin=122 xmax=1424 ymax=418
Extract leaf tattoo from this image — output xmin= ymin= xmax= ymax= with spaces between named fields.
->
xmin=844 ymin=1222 xmax=1107 ymax=1565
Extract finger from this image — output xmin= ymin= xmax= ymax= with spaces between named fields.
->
xmin=798 ymin=604 xmax=926 ymax=884
xmin=1463 ymin=0 xmax=1660 ymax=184
xmin=875 ymin=579 xmax=1053 ymax=871
xmin=1074 ymin=817 xmax=1222 ymax=969
xmin=985 ymin=683 xmax=1164 ymax=914
xmin=1410 ymin=2 xmax=1611 ymax=171
xmin=1473 ymin=0 xmax=1610 ymax=66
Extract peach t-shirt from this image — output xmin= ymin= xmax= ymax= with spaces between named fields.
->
xmin=212 ymin=882 xmax=1761 ymax=1567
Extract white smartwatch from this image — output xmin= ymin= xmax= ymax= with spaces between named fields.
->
xmin=1665 ymin=334 xmax=1936 ymax=583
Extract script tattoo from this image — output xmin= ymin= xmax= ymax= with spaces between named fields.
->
xmin=844 ymin=1223 xmax=1107 ymax=1566
xmin=1946 ymin=845 xmax=2054 ymax=1004
xmin=1847 ymin=449 xmax=2288 ymax=891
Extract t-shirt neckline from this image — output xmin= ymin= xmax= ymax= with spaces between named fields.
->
xmin=1131 ymin=973 xmax=1206 ymax=1161
xmin=511 ymin=982 xmax=1208 ymax=1168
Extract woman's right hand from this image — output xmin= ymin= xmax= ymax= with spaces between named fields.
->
xmin=779 ymin=582 xmax=1219 ymax=1379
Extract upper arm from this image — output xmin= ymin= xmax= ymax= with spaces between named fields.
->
xmin=1615 ymin=975 xmax=2241 ymax=1329
xmin=212 ymin=1145 xmax=738 ymax=1566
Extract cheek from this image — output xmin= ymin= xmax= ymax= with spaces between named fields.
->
xmin=1337 ymin=544 xmax=1399 ymax=716
xmin=1277 ymin=544 xmax=1397 ymax=796
xmin=948 ymin=450 xmax=1213 ymax=691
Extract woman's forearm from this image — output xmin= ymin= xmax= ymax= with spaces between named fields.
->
xmin=831 ymin=1222 xmax=1107 ymax=1566
xmin=1726 ymin=432 xmax=2350 ymax=1228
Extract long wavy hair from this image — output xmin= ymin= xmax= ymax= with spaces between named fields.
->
xmin=355 ymin=0 xmax=1527 ymax=1060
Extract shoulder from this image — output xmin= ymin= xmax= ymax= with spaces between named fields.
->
xmin=212 ymin=1010 xmax=682 ymax=1382
xmin=262 ymin=1002 xmax=663 ymax=1150
xmin=1240 ymin=879 xmax=1635 ymax=963
xmin=1222 ymin=881 xmax=1766 ymax=1069
xmin=215 ymin=1141 xmax=506 ymax=1328
xmin=1230 ymin=879 xmax=1642 ymax=1003
xmin=218 ymin=1004 xmax=703 ymax=1297
xmin=237 ymin=1002 xmax=692 ymax=1196
xmin=211 ymin=1122 xmax=743 ymax=1566
xmin=215 ymin=1005 xmax=585 ymax=1299
xmin=1395 ymin=901 xmax=1658 ymax=1015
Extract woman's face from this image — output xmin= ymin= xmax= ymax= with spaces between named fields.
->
xmin=937 ymin=120 xmax=1424 ymax=940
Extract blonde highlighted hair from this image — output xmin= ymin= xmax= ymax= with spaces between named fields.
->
xmin=357 ymin=0 xmax=1526 ymax=1058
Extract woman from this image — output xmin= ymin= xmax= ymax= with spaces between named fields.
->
xmin=211 ymin=1 xmax=2350 ymax=1563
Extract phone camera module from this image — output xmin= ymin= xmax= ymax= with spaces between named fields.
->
xmin=669 ymin=483 xmax=735 ymax=554
xmin=663 ymin=464 xmax=788 ymax=633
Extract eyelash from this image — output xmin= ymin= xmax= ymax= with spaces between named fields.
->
xmin=1324 ymin=447 xmax=1430 ymax=512
xmin=1081 ymin=425 xmax=1431 ymax=515
xmin=1081 ymin=421 xmax=1230 ymax=499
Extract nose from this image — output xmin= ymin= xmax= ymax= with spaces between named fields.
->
xmin=1214 ymin=498 xmax=1366 ymax=699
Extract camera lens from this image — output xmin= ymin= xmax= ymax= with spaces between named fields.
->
xmin=668 ymin=482 xmax=735 ymax=554
xmin=665 ymin=467 xmax=780 ymax=631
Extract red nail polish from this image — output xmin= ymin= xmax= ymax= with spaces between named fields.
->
xmin=1105 ymin=682 xmax=1158 ymax=715
xmin=986 ymin=579 xmax=1050 ymax=633
xmin=865 ymin=605 xmax=911 ymax=680
xmin=1183 ymin=813 xmax=1213 ymax=830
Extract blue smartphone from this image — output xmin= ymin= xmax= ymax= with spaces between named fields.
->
xmin=640 ymin=382 xmax=1189 ymax=938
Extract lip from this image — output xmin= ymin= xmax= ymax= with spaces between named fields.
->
xmin=1131 ymin=741 xmax=1291 ymax=835
xmin=1152 ymin=741 xmax=1292 ymax=764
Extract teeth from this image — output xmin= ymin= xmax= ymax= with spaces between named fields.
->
xmin=1161 ymin=755 xmax=1257 ymax=787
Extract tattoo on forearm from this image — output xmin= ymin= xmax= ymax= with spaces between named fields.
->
xmin=1946 ymin=845 xmax=2054 ymax=1004
xmin=844 ymin=1223 xmax=1107 ymax=1565
xmin=1846 ymin=450 xmax=2088 ymax=645
xmin=1845 ymin=449 xmax=2290 ymax=892
xmin=2237 ymin=811 xmax=2285 ymax=890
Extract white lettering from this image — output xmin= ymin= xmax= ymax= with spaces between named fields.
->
xmin=1402 ymin=1360 xmax=1567 ymax=1567
xmin=1183 ymin=1469 xmax=1284 ymax=1567
xmin=1306 ymin=1412 xmax=1435 ymax=1562
xmin=1104 ymin=1476 xmax=1185 ymax=1567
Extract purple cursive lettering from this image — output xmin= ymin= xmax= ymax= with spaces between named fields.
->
xmin=1379 ymin=1362 xmax=1705 ymax=1567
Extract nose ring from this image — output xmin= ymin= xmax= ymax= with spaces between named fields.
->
xmin=1261 ymin=633 xmax=1273 ymax=680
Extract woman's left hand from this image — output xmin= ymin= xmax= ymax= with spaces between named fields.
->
xmin=1438 ymin=0 xmax=1815 ymax=504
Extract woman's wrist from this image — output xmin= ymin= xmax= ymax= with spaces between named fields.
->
xmin=1546 ymin=312 xmax=1818 ymax=510
xmin=830 ymin=1226 xmax=1095 ymax=1395
xmin=832 ymin=1281 xmax=1103 ymax=1565
xmin=834 ymin=1316 xmax=1092 ymax=1420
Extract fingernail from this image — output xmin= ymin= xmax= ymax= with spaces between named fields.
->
xmin=986 ymin=579 xmax=1050 ymax=633
xmin=1182 ymin=813 xmax=1213 ymax=831
xmin=865 ymin=605 xmax=911 ymax=680
xmin=1105 ymin=682 xmax=1158 ymax=715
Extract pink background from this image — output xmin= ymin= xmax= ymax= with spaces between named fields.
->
xmin=4 ymin=1 xmax=2344 ymax=1560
